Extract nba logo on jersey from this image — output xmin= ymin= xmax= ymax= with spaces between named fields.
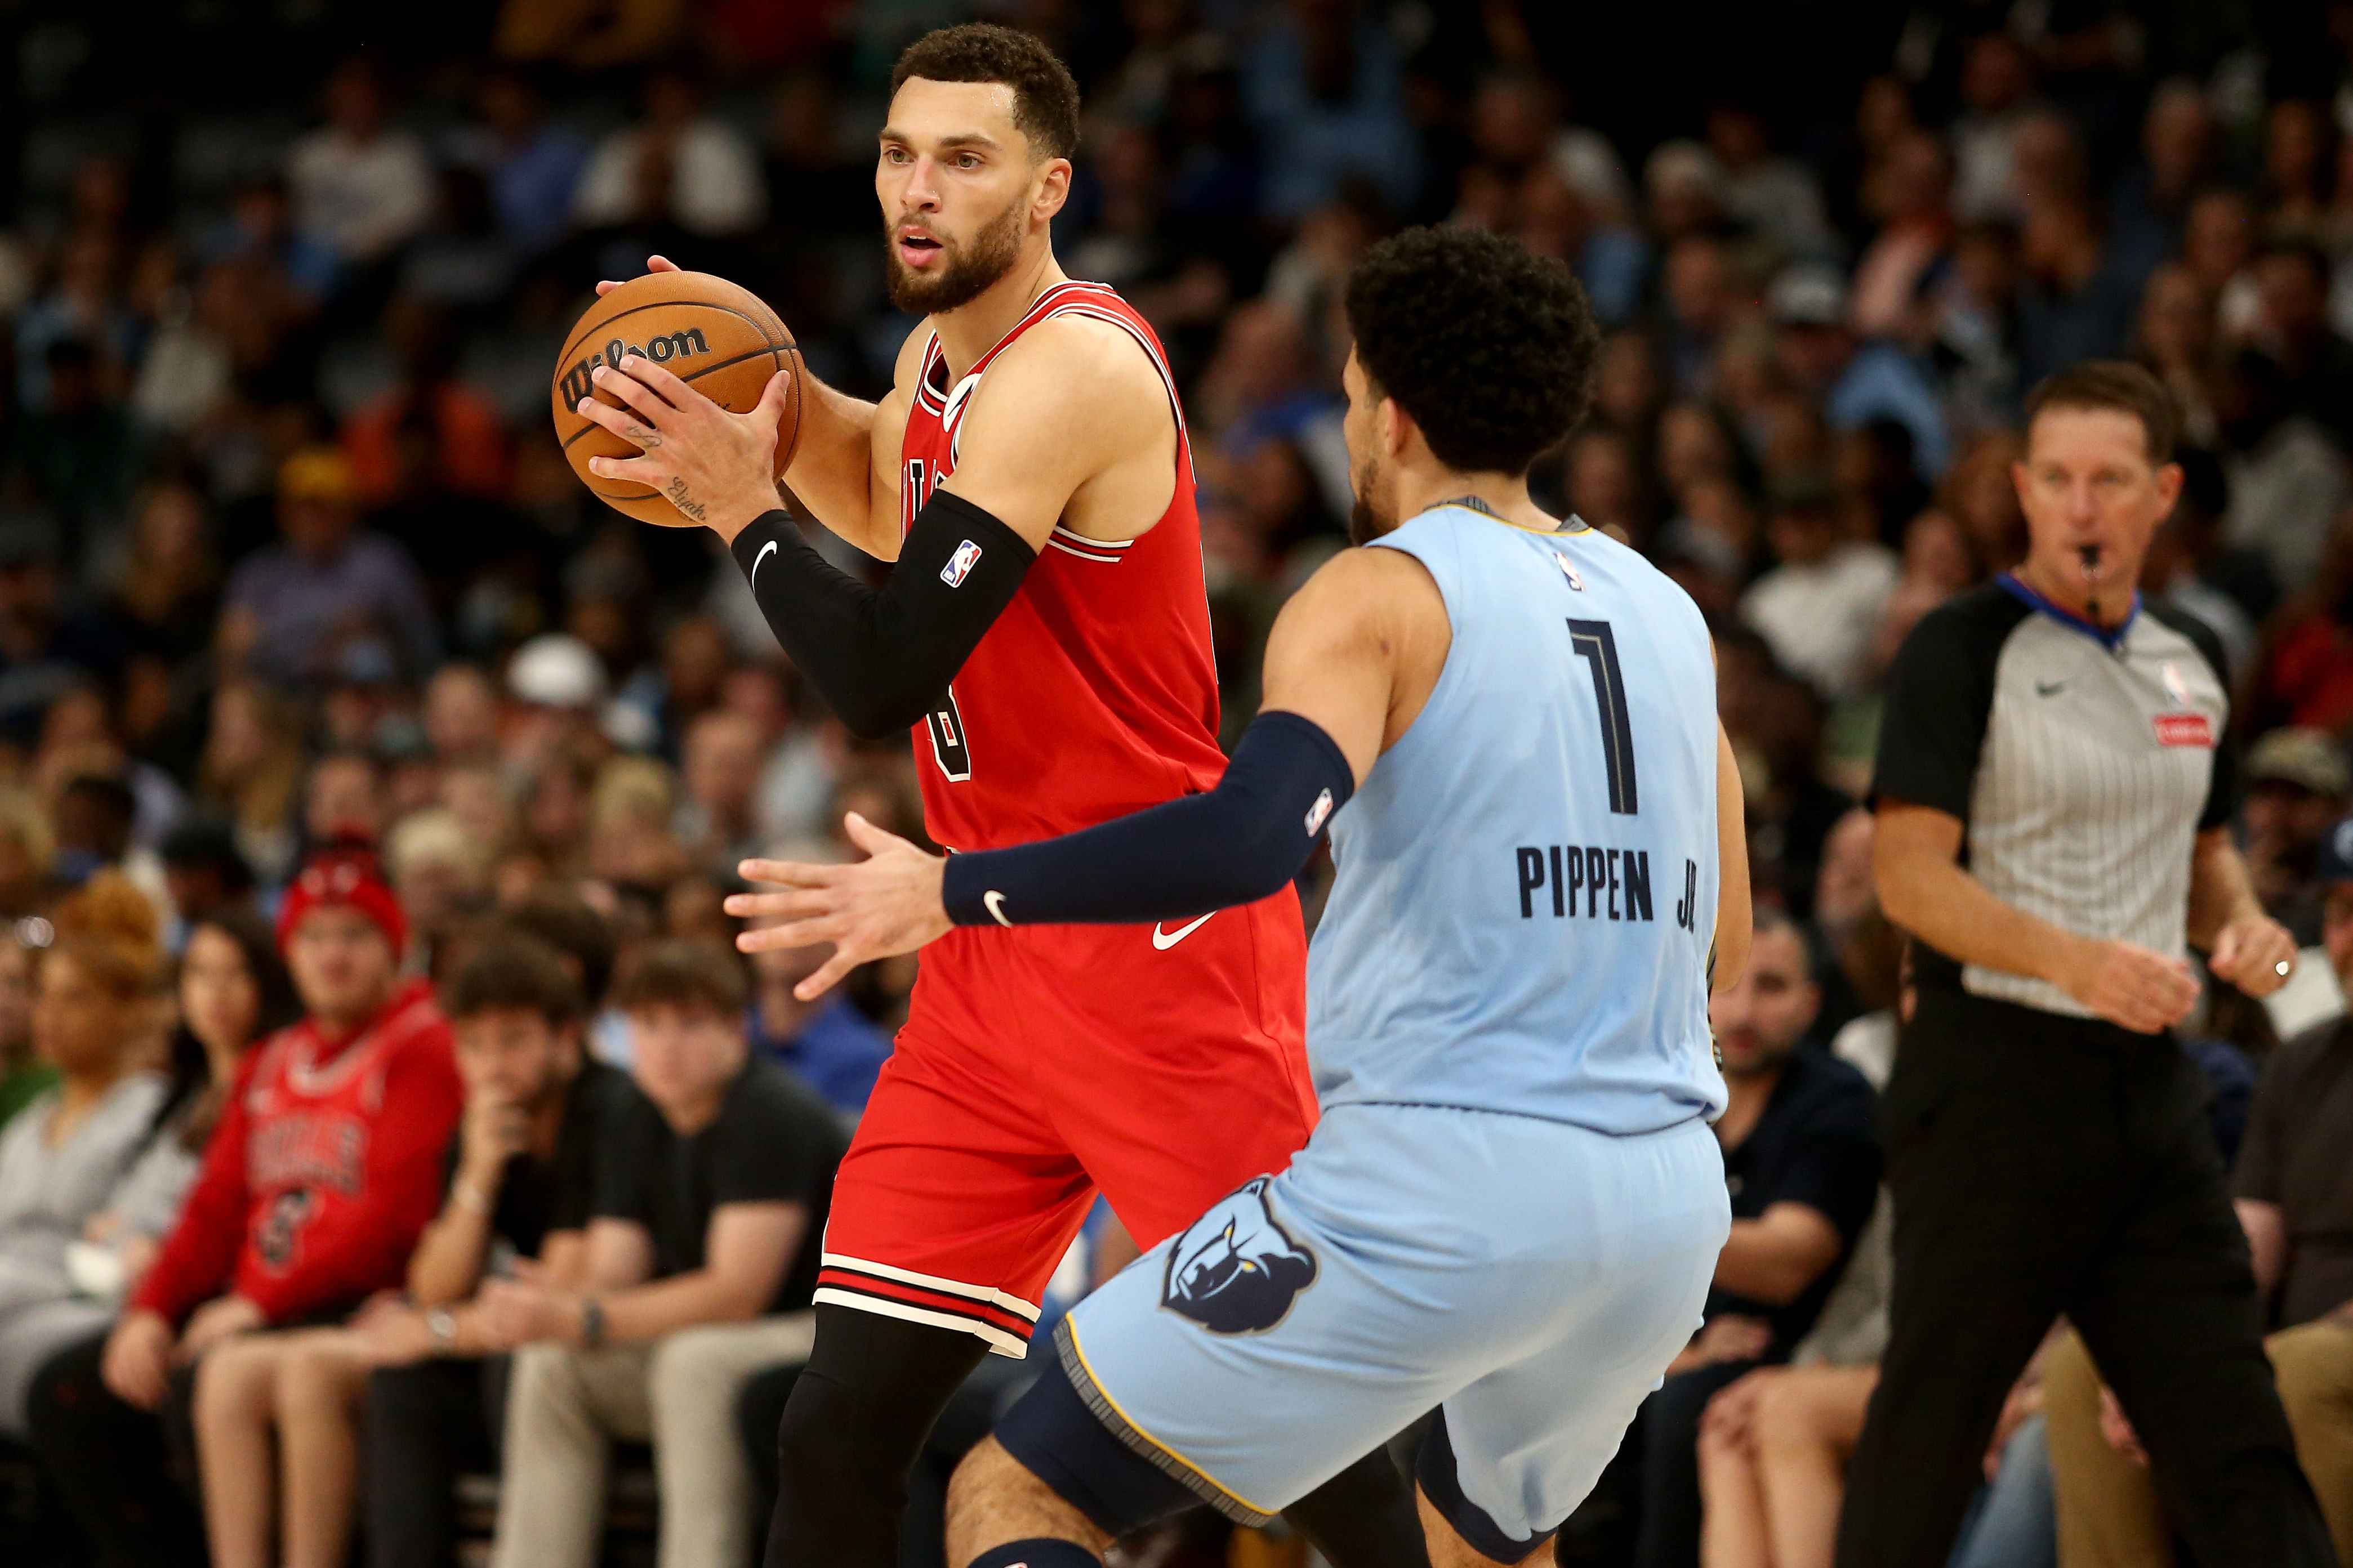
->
xmin=1556 ymin=553 xmax=1584 ymax=591
xmin=942 ymin=540 xmax=983 ymax=587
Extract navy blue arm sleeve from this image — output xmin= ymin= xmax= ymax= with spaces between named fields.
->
xmin=942 ymin=712 xmax=1354 ymax=926
xmin=730 ymin=493 xmax=1035 ymax=740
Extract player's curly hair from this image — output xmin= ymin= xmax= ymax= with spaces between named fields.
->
xmin=893 ymin=24 xmax=1082 ymax=162
xmin=1344 ymin=226 xmax=1600 ymax=476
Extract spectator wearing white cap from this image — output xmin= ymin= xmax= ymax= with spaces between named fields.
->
xmin=1772 ymin=264 xmax=1950 ymax=480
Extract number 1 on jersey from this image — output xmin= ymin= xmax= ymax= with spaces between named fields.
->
xmin=1568 ymin=619 xmax=1638 ymax=815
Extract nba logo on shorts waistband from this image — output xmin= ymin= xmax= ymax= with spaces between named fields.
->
xmin=942 ymin=540 xmax=983 ymax=587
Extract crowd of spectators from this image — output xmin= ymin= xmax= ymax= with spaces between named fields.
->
xmin=1 ymin=0 xmax=2352 ymax=1566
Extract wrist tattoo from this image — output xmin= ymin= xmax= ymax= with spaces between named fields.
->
xmin=665 ymin=477 xmax=707 ymax=521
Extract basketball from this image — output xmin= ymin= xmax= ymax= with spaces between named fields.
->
xmin=551 ymin=271 xmax=804 ymax=526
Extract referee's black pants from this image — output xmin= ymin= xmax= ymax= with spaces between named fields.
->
xmin=1835 ymin=986 xmax=2337 ymax=1568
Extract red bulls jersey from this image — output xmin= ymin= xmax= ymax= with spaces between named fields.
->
xmin=899 ymin=280 xmax=1228 ymax=851
xmin=135 ymin=977 xmax=462 ymax=1325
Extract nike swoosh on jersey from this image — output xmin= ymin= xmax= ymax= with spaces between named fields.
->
xmin=1152 ymin=912 xmax=1214 ymax=949
xmin=2036 ymin=680 xmax=2066 ymax=697
xmin=750 ymin=539 xmax=779 ymax=587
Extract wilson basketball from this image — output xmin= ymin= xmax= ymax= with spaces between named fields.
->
xmin=551 ymin=271 xmax=804 ymax=526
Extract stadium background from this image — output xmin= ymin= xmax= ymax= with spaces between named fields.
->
xmin=3 ymin=0 xmax=2352 ymax=1565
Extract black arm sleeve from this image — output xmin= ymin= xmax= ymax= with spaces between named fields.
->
xmin=729 ymin=493 xmax=1036 ymax=740
xmin=941 ymin=711 xmax=1354 ymax=926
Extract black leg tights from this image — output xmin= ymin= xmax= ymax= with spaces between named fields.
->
xmin=1281 ymin=1445 xmax=1432 ymax=1568
xmin=765 ymin=1305 xmax=992 ymax=1568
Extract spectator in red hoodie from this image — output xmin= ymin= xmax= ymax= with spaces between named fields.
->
xmin=66 ymin=845 xmax=458 ymax=1568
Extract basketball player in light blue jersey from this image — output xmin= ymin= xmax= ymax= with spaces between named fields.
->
xmin=724 ymin=226 xmax=1752 ymax=1568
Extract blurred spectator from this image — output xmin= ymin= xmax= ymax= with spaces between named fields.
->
xmin=1742 ymin=471 xmax=1900 ymax=703
xmin=387 ymin=808 xmax=493 ymax=972
xmin=675 ymin=709 xmax=766 ymax=875
xmin=288 ymin=59 xmax=434 ymax=269
xmin=2015 ymin=194 xmax=2140 ymax=387
xmin=1850 ymin=132 xmax=1953 ymax=343
xmin=354 ymin=934 xmax=632 ymax=1568
xmin=2263 ymin=99 xmax=2336 ymax=247
xmin=1950 ymin=32 xmax=2039 ymax=224
xmin=0 ymin=937 xmax=43 ymax=1129
xmin=7 ymin=338 xmax=133 ymax=552
xmin=220 ymin=448 xmax=438 ymax=690
xmin=2215 ymin=347 xmax=2348 ymax=590
xmin=196 ymin=682 xmax=306 ymax=887
xmin=424 ymin=663 xmax=502 ymax=767
xmin=1708 ymin=101 xmax=1836 ymax=264
xmin=447 ymin=66 xmax=590 ymax=253
xmin=0 ymin=873 xmax=166 ymax=1434
xmin=1239 ymin=0 xmax=1419 ymax=223
xmin=2243 ymin=730 xmax=2352 ymax=946
xmin=341 ymin=297 xmax=514 ymax=506
xmin=2111 ymin=80 xmax=2217 ymax=290
xmin=52 ymin=848 xmax=456 ymax=1568
xmin=482 ymin=940 xmax=844 ymax=1568
xmin=2140 ymin=450 xmax=2258 ymax=682
xmin=745 ymin=928 xmax=892 ymax=1120
xmin=199 ymin=176 xmax=337 ymax=305
xmin=493 ymin=0 xmax=688 ymax=74
xmin=2253 ymin=243 xmax=2353 ymax=437
xmin=2134 ymin=261 xmax=2220 ymax=448
xmin=1630 ymin=909 xmax=1880 ymax=1568
xmin=15 ymin=233 xmax=137 ymax=416
xmin=20 ymin=906 xmax=295 ymax=1568
xmin=159 ymin=817 xmax=259 ymax=934
xmin=1770 ymin=265 xmax=1948 ymax=480
xmin=573 ymin=66 xmax=766 ymax=239
xmin=303 ymin=751 xmax=387 ymax=851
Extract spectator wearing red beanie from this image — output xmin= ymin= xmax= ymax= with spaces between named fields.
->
xmin=91 ymin=844 xmax=461 ymax=1568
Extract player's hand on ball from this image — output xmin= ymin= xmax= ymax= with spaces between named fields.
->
xmin=574 ymin=354 xmax=790 ymax=539
xmin=2062 ymin=939 xmax=2200 ymax=1034
xmin=2207 ymin=911 xmax=2297 ymax=999
xmin=729 ymin=814 xmax=951 ymax=996
xmin=594 ymin=254 xmax=680 ymax=296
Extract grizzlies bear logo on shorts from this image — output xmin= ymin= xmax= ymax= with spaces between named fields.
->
xmin=1160 ymin=1177 xmax=1317 ymax=1333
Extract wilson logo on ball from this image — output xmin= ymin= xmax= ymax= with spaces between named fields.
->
xmin=558 ymin=329 xmax=712 ymax=405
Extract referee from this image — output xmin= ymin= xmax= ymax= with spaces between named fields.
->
xmin=1835 ymin=362 xmax=2337 ymax=1568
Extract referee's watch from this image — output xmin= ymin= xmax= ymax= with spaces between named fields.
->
xmin=425 ymin=1308 xmax=458 ymax=1356
xmin=580 ymin=1296 xmax=608 ymax=1352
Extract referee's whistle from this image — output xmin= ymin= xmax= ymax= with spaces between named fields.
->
xmin=2078 ymin=543 xmax=2103 ymax=582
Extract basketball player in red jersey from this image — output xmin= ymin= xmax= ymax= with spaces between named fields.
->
xmin=569 ymin=24 xmax=1418 ymax=1568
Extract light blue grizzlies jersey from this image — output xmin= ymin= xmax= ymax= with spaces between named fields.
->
xmin=1307 ymin=505 xmax=1727 ymax=1134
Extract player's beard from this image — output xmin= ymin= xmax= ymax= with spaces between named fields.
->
xmin=1347 ymin=447 xmax=1393 ymax=546
xmin=885 ymin=194 xmax=1026 ymax=316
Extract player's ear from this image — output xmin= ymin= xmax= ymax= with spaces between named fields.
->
xmin=1380 ymin=395 xmax=1415 ymax=460
xmin=1033 ymin=157 xmax=1072 ymax=224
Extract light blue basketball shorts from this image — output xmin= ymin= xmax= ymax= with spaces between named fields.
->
xmin=1050 ymin=1102 xmax=1728 ymax=1551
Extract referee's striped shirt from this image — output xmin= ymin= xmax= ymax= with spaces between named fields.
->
xmin=1870 ymin=574 xmax=2238 ymax=1019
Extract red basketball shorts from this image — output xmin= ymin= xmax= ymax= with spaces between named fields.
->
xmin=813 ymin=890 xmax=1316 ymax=1356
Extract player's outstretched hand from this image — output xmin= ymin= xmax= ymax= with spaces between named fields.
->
xmin=2208 ymin=910 xmax=2298 ymax=999
xmin=729 ymin=813 xmax=952 ymax=997
xmin=594 ymin=254 xmax=681 ymax=296
xmin=574 ymin=353 xmax=790 ymax=539
xmin=2062 ymin=939 xmax=2200 ymax=1035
